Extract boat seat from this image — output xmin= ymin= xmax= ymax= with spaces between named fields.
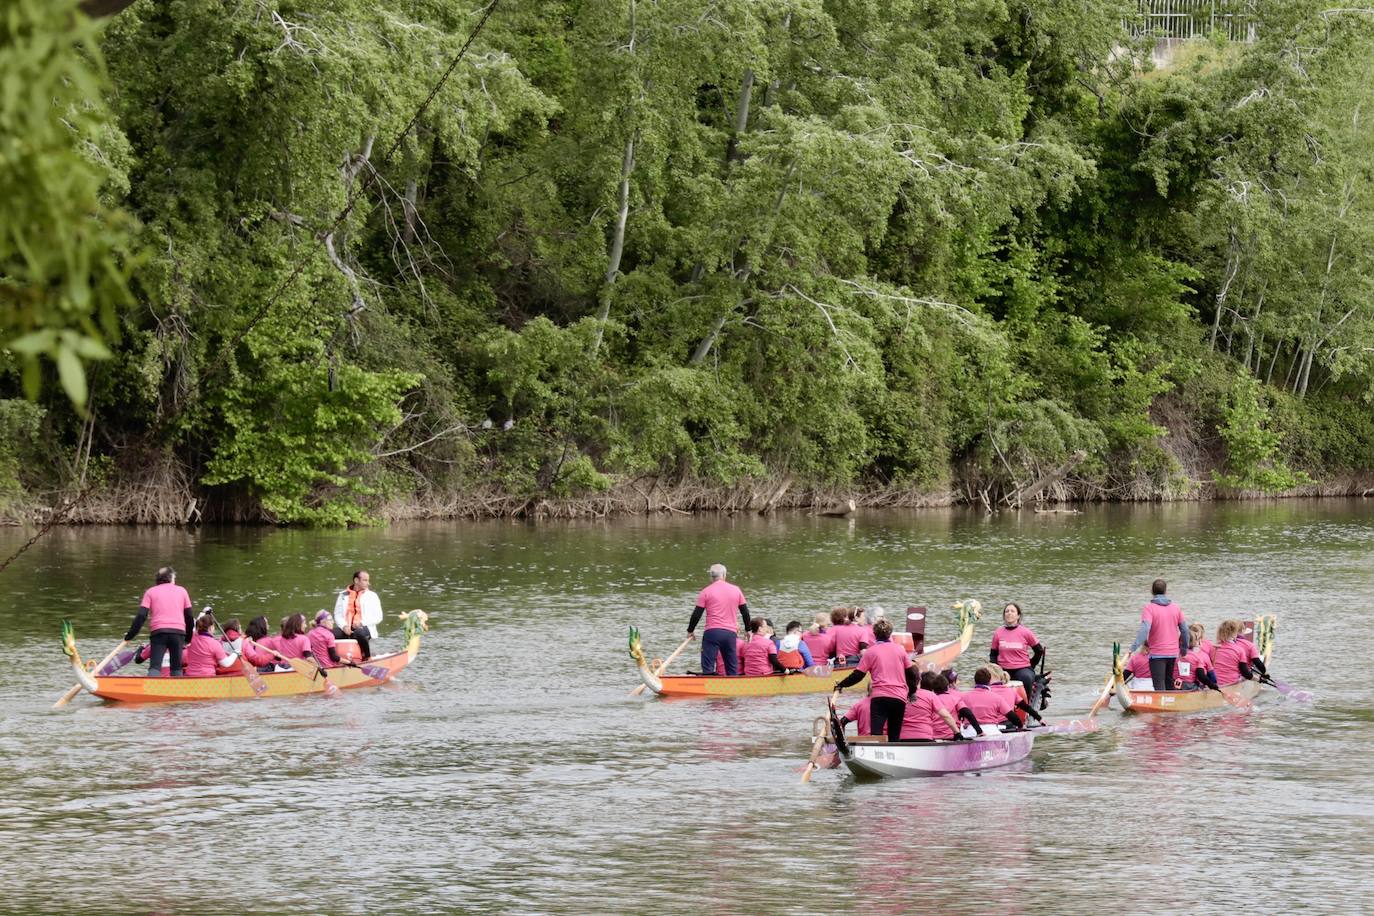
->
xmin=336 ymin=639 xmax=362 ymax=662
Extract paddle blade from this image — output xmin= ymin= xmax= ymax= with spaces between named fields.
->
xmin=802 ymin=664 xmax=834 ymax=677
xmin=96 ymin=647 xmax=139 ymax=676
xmin=361 ymin=664 xmax=392 ymax=682
xmin=240 ymin=658 xmax=269 ymax=697
xmin=1270 ymin=676 xmax=1314 ymax=702
xmin=1038 ymin=717 xmax=1101 ymax=736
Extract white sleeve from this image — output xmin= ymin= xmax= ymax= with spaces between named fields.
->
xmin=360 ymin=591 xmax=383 ymax=630
xmin=218 ymin=652 xmax=239 ymax=668
xmin=333 ymin=590 xmax=350 ymax=619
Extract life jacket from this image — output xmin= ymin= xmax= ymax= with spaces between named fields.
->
xmin=343 ymin=589 xmax=363 ymax=630
xmin=777 ymin=633 xmax=805 ymax=669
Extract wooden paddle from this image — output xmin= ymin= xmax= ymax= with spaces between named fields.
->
xmin=1086 ymin=671 xmax=1115 ymax=717
xmin=248 ymin=638 xmax=338 ymax=695
xmin=53 ymin=640 xmax=128 ymax=708
xmin=800 ymin=716 xmax=830 ymax=783
xmin=629 ymin=635 xmax=693 ymax=696
xmin=210 ymin=618 xmax=268 ymax=698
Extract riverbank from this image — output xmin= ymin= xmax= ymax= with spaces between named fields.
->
xmin=6 ymin=468 xmax=1374 ymax=526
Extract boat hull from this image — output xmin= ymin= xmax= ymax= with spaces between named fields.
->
xmin=1118 ymin=679 xmax=1260 ymax=714
xmin=842 ymin=731 xmax=1035 ymax=778
xmin=87 ymin=640 xmax=418 ymax=704
xmin=638 ymin=626 xmax=973 ymax=698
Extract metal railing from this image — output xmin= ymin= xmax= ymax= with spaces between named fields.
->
xmin=1132 ymin=0 xmax=1259 ymax=42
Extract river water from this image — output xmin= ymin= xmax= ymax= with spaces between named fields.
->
xmin=1 ymin=501 xmax=1370 ymax=914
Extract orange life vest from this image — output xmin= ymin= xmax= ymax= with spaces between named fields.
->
xmin=343 ymin=588 xmax=362 ymax=630
xmin=778 ymin=648 xmax=805 ymax=669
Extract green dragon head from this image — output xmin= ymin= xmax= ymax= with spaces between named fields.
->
xmin=1112 ymin=641 xmax=1123 ymax=677
xmin=61 ymin=619 xmax=77 ymax=660
xmin=628 ymin=626 xmax=646 ymax=665
xmin=400 ymin=609 xmax=430 ymax=643
xmin=952 ymin=599 xmax=982 ymax=632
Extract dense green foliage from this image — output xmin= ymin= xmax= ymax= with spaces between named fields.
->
xmin=5 ymin=0 xmax=1374 ymax=523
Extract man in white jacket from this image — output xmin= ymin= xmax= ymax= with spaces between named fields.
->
xmin=333 ymin=570 xmax=383 ymax=660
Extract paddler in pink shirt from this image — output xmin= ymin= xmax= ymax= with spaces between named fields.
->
xmin=737 ymin=618 xmax=786 ymax=675
xmin=964 ymin=666 xmax=1042 ymax=730
xmin=123 ymin=566 xmax=195 ymax=677
xmin=989 ymin=602 xmax=1042 ymax=697
xmin=801 ymin=612 xmax=834 ymax=665
xmin=308 ymin=610 xmax=343 ymax=669
xmin=686 ymin=563 xmax=752 ymax=676
xmin=930 ymin=673 xmax=983 ymax=739
xmin=840 ymin=694 xmax=873 ymax=736
xmin=1212 ymin=619 xmax=1266 ymax=686
xmin=183 ymin=610 xmax=241 ymax=677
xmin=829 ymin=608 xmax=868 ymax=666
xmin=833 ymin=620 xmax=916 ymax=740
xmin=1129 ymin=579 xmax=1189 ymax=690
xmin=901 ymin=671 xmax=962 ymax=739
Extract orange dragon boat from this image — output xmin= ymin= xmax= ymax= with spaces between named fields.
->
xmin=59 ymin=610 xmax=428 ymax=704
xmin=629 ymin=600 xmax=980 ymax=698
xmin=1100 ymin=615 xmax=1275 ymax=714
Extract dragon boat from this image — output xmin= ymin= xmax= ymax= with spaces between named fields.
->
xmin=1107 ymin=615 xmax=1274 ymax=714
xmin=822 ymin=674 xmax=1050 ymax=779
xmin=628 ymin=600 xmax=980 ymax=698
xmin=58 ymin=610 xmax=428 ymax=704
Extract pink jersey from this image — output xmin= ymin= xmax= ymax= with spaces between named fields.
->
xmin=831 ymin=624 xmax=865 ymax=660
xmin=241 ymin=638 xmax=276 ymax=668
xmin=275 ymin=633 xmax=311 ymax=660
xmin=1123 ymin=652 xmax=1151 ymax=679
xmin=183 ymin=630 xmax=227 ymax=677
xmin=932 ymin=692 xmax=966 ymax=739
xmin=1140 ymin=601 xmax=1185 ymax=656
xmin=308 ymin=625 xmax=338 ymax=668
xmin=140 ymin=582 xmax=192 ymax=633
xmin=1176 ymin=648 xmax=1209 ymax=685
xmin=900 ymin=689 xmax=938 ymax=739
xmin=841 ymin=697 xmax=873 ymax=736
xmin=696 ymin=579 xmax=747 ymax=631
xmin=857 ymin=641 xmax=912 ymax=701
xmin=737 ymin=633 xmax=777 ymax=675
xmin=859 ymin=624 xmax=876 ymax=646
xmin=963 ymin=685 xmax=1015 ymax=724
xmin=801 ymin=628 xmax=834 ymax=662
xmin=1198 ymin=638 xmax=1216 ymax=659
xmin=991 ymin=624 xmax=1038 ymax=670
xmin=1212 ymin=640 xmax=1252 ymax=686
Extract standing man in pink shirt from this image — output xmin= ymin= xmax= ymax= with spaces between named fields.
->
xmin=1130 ymin=578 xmax=1189 ymax=690
xmin=124 ymin=566 xmax=195 ymax=677
xmin=687 ymin=563 xmax=751 ymax=676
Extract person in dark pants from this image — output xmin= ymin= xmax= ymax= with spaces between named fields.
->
xmin=989 ymin=602 xmax=1043 ymax=697
xmin=686 ymin=563 xmax=751 ymax=675
xmin=124 ymin=566 xmax=194 ymax=677
xmin=834 ymin=620 xmax=917 ymax=740
xmin=1130 ymin=579 xmax=1189 ymax=691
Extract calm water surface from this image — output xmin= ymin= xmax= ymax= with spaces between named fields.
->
xmin=1 ymin=501 xmax=1371 ymax=914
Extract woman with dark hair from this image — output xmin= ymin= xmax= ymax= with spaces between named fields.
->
xmin=241 ymin=616 xmax=277 ymax=673
xmin=183 ymin=610 xmax=240 ymax=677
xmin=930 ymin=673 xmax=983 ymax=740
xmin=274 ymin=613 xmax=314 ymax=661
xmin=990 ymin=602 xmax=1043 ymax=696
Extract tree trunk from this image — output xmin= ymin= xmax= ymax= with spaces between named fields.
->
xmin=1209 ymin=230 xmax=1240 ymax=351
xmin=592 ymin=132 xmax=636 ymax=357
xmin=725 ymin=69 xmax=755 ymax=164
xmin=1005 ymin=450 xmax=1087 ymax=509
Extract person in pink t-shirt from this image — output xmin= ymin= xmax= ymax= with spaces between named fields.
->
xmin=801 ymin=612 xmax=834 ymax=665
xmin=1130 ymin=578 xmax=1189 ymax=690
xmin=829 ymin=608 xmax=868 ymax=666
xmin=736 ymin=618 xmax=785 ymax=675
xmin=834 ymin=620 xmax=916 ymax=740
xmin=840 ymin=695 xmax=873 ymax=736
xmin=124 ymin=566 xmax=195 ymax=676
xmin=183 ymin=611 xmax=240 ymax=677
xmin=241 ymin=616 xmax=279 ymax=673
xmin=272 ymin=613 xmax=315 ymax=661
xmin=686 ymin=564 xmax=751 ymax=676
xmin=1212 ymin=619 xmax=1266 ymax=686
xmin=989 ymin=602 xmax=1042 ymax=698
xmin=308 ymin=610 xmax=342 ymax=669
xmin=964 ymin=666 xmax=1036 ymax=729
xmin=1119 ymin=647 xmax=1151 ymax=682
xmin=930 ymin=673 xmax=982 ymax=739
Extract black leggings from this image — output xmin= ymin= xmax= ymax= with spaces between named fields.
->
xmin=148 ymin=629 xmax=186 ymax=676
xmin=1149 ymin=656 xmax=1176 ymax=691
xmin=1006 ymin=667 xmax=1035 ymax=697
xmin=334 ymin=625 xmax=372 ymax=660
xmin=870 ymin=697 xmax=906 ymax=741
